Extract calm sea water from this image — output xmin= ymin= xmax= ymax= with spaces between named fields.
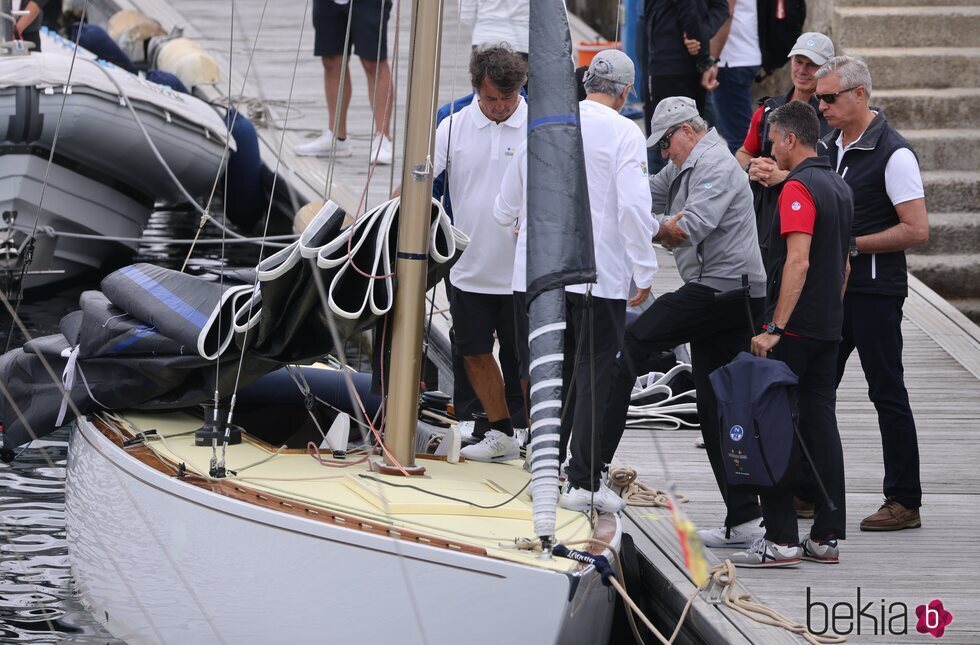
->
xmin=0 ymin=208 xmax=274 ymax=642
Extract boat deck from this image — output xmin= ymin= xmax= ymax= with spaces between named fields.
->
xmin=96 ymin=0 xmax=980 ymax=642
xmin=99 ymin=409 xmax=596 ymax=574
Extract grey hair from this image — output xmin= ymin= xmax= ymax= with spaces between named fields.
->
xmin=686 ymin=116 xmax=708 ymax=133
xmin=816 ymin=55 xmax=873 ymax=97
xmin=583 ymin=74 xmax=629 ymax=99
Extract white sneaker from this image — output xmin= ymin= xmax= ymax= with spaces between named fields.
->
xmin=697 ymin=517 xmax=765 ymax=548
xmin=514 ymin=427 xmax=529 ymax=449
xmin=370 ymin=133 xmax=393 ymax=165
xmin=295 ymin=131 xmax=352 ymax=157
xmin=459 ymin=429 xmax=519 ymax=463
xmin=559 ymin=481 xmax=625 ymax=514
xmin=729 ymin=537 xmax=801 ymax=568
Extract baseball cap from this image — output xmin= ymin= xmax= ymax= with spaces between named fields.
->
xmin=584 ymin=49 xmax=635 ymax=86
xmin=646 ymin=96 xmax=700 ymax=147
xmin=787 ymin=32 xmax=835 ymax=66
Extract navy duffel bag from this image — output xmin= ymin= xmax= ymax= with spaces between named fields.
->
xmin=709 ymin=351 xmax=800 ymax=490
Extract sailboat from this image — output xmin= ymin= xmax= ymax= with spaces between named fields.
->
xmin=0 ymin=1 xmax=626 ymax=643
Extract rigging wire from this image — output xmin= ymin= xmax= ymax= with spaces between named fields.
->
xmin=3 ymin=1 xmax=89 ymax=353
xmin=180 ymin=0 xmax=275 ymax=271
xmin=322 ymin=0 xmax=357 ymax=203
xmin=222 ymin=0 xmax=309 ymax=469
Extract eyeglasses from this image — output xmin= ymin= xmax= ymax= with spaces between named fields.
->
xmin=815 ymin=86 xmax=861 ymax=105
xmin=657 ymin=126 xmax=683 ymax=150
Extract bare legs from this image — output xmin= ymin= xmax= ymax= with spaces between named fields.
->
xmin=321 ymin=55 xmax=392 ymax=139
xmin=463 ymin=354 xmax=509 ymax=422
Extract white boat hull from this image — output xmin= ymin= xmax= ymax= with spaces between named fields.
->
xmin=66 ymin=418 xmax=618 ymax=645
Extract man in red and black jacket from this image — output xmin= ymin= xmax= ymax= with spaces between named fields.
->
xmin=732 ymin=100 xmax=852 ymax=568
xmin=816 ymin=55 xmax=929 ymax=532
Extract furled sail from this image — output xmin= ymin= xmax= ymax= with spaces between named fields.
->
xmin=525 ymin=0 xmax=596 ymax=544
xmin=0 ymin=199 xmax=465 ymax=451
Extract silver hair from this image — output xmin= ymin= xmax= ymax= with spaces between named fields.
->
xmin=686 ymin=116 xmax=708 ymax=133
xmin=583 ymin=74 xmax=629 ymax=99
xmin=815 ymin=55 xmax=873 ymax=96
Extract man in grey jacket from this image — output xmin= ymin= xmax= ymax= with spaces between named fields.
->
xmin=599 ymin=96 xmax=768 ymax=547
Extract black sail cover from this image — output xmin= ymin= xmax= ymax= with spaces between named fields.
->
xmin=0 ymin=199 xmax=465 ymax=451
xmin=525 ymin=0 xmax=596 ymax=541
xmin=525 ymin=3 xmax=596 ymax=299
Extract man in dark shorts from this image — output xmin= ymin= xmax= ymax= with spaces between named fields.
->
xmin=296 ymin=0 xmax=394 ymax=165
xmin=432 ymin=46 xmax=529 ymax=463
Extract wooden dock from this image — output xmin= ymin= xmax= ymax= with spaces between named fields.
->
xmin=618 ymin=249 xmax=980 ymax=644
xmin=94 ymin=1 xmax=980 ymax=643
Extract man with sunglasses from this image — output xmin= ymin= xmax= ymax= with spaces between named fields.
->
xmin=734 ymin=32 xmax=835 ymax=259
xmin=815 ymin=55 xmax=929 ymax=532
xmin=598 ymin=96 xmax=768 ymax=547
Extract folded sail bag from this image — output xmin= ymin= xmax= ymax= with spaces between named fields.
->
xmin=709 ymin=351 xmax=800 ymax=490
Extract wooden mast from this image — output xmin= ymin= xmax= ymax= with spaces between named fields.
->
xmin=379 ymin=0 xmax=444 ymax=474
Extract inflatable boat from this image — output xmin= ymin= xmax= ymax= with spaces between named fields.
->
xmin=0 ymin=30 xmax=233 ymax=290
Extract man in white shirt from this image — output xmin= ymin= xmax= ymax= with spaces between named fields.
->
xmin=815 ymin=55 xmax=929 ymax=532
xmin=707 ymin=0 xmax=761 ymax=152
xmin=460 ymin=0 xmax=529 ymax=57
xmin=433 ymin=46 xmax=528 ymax=462
xmin=495 ymin=49 xmax=659 ymax=513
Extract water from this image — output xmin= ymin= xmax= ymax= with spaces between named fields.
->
xmin=0 ymin=208 xmax=278 ymax=642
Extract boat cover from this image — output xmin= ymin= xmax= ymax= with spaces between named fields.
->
xmin=0 ymin=199 xmax=466 ymax=451
xmin=0 ymin=50 xmax=232 ymax=146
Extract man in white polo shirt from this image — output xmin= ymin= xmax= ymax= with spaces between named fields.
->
xmin=561 ymin=49 xmax=660 ymax=512
xmin=433 ymin=45 xmax=527 ymax=462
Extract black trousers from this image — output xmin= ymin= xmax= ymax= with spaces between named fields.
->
xmin=760 ymin=335 xmax=847 ymax=544
xmin=836 ymin=292 xmax=921 ymax=508
xmin=599 ymin=282 xmax=764 ymax=527
xmin=564 ymin=293 xmax=626 ymax=491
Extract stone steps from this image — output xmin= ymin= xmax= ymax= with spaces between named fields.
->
xmin=849 ymin=47 xmax=980 ymax=90
xmin=913 ymin=213 xmax=980 ymax=255
xmin=873 ymin=88 xmax=980 ymax=131
xmin=837 ymin=0 xmax=979 ymax=6
xmin=836 ymin=7 xmax=980 ymax=49
xmin=903 ymin=129 xmax=980 ymax=171
xmin=907 ymin=254 xmax=980 ymax=297
xmin=922 ymin=171 xmax=980 ymax=213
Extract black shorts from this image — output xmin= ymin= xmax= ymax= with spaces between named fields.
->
xmin=449 ymin=287 xmax=516 ymax=357
xmin=313 ymin=0 xmax=392 ymax=61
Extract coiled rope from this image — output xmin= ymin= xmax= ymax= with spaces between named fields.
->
xmin=608 ymin=466 xmax=688 ymax=507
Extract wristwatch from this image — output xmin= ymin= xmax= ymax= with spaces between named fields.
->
xmin=849 ymin=236 xmax=859 ymax=258
xmin=697 ymin=57 xmax=716 ymax=73
xmin=764 ymin=321 xmax=785 ymax=336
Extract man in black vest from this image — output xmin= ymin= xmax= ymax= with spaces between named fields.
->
xmin=734 ymin=32 xmax=835 ymax=260
xmin=816 ymin=55 xmax=930 ymax=531
xmin=732 ymin=101 xmax=852 ymax=568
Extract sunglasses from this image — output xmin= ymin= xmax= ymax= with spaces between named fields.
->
xmin=657 ymin=125 xmax=683 ymax=150
xmin=815 ymin=86 xmax=861 ymax=105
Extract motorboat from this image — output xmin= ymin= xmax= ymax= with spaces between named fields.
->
xmin=0 ymin=29 xmax=232 ymax=290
